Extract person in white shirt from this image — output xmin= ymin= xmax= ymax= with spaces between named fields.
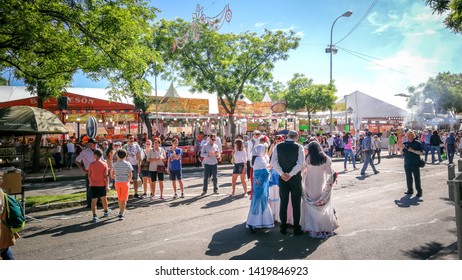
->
xmin=66 ymin=139 xmax=75 ymax=169
xmin=231 ymin=139 xmax=248 ymax=196
xmin=327 ymin=134 xmax=335 ymax=157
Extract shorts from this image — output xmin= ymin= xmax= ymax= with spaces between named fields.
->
xmin=150 ymin=171 xmax=164 ymax=182
xmin=141 ymin=170 xmax=150 ymax=178
xmin=233 ymin=163 xmax=245 ymax=174
xmin=169 ymin=169 xmax=182 ymax=181
xmin=131 ymin=165 xmax=139 ymax=180
xmin=90 ymin=186 xmax=107 ymax=199
xmin=115 ymin=181 xmax=130 ymax=202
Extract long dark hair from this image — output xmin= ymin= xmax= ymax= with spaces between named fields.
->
xmin=105 ymin=142 xmax=114 ymax=158
xmin=234 ymin=139 xmax=244 ymax=151
xmin=343 ymin=134 xmax=350 ymax=144
xmin=307 ymin=141 xmax=327 ymax=166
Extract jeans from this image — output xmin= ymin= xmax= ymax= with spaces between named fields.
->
xmin=424 ymin=143 xmax=431 ymax=162
xmin=404 ymin=164 xmax=422 ymax=194
xmin=203 ymin=164 xmax=218 ymax=192
xmin=372 ymin=149 xmax=381 ymax=163
xmin=430 ymin=145 xmax=442 ymax=163
xmin=361 ymin=150 xmax=377 ymax=174
xmin=66 ymin=152 xmax=74 ymax=168
xmin=343 ymin=149 xmax=356 ymax=169
xmin=447 ymin=145 xmax=456 ymax=164
xmin=0 ymin=247 xmax=14 ymax=260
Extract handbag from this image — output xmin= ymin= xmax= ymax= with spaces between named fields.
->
xmin=419 ymin=158 xmax=426 ymax=168
xmin=156 ymin=165 xmax=166 ymax=173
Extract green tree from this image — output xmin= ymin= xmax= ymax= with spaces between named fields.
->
xmin=244 ymin=81 xmax=288 ymax=102
xmin=163 ymin=19 xmax=300 ymax=139
xmin=426 ymin=0 xmax=462 ymax=33
xmin=285 ymin=73 xmax=336 ymax=134
xmin=0 ymin=76 xmax=6 ymax=86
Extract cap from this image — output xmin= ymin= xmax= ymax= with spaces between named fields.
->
xmin=87 ymin=138 xmax=96 ymax=144
xmin=288 ymin=130 xmax=299 ymax=138
xmin=114 ymin=141 xmax=122 ymax=146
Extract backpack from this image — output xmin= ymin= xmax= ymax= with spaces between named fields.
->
xmin=334 ymin=138 xmax=342 ymax=147
xmin=2 ymin=193 xmax=26 ymax=233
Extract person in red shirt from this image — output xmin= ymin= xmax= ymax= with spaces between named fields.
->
xmin=88 ymin=148 xmax=109 ymax=223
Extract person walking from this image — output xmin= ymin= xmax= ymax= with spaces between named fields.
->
xmin=360 ymin=131 xmax=379 ymax=176
xmin=372 ymin=135 xmax=382 ymax=164
xmin=111 ymin=149 xmax=133 ymax=220
xmin=123 ymin=134 xmax=142 ymax=198
xmin=167 ymin=138 xmax=185 ymax=199
xmin=147 ymin=138 xmax=166 ymax=199
xmin=66 ymin=138 xmax=75 ymax=169
xmin=140 ymin=140 xmax=152 ymax=198
xmin=445 ymin=131 xmax=456 ymax=165
xmin=430 ymin=130 xmax=443 ymax=164
xmin=200 ymin=134 xmax=221 ymax=195
xmin=300 ymin=141 xmax=339 ymax=238
xmin=270 ymin=130 xmax=305 ymax=235
xmin=246 ymin=136 xmax=274 ymax=232
xmin=230 ymin=138 xmax=248 ymax=196
xmin=403 ymin=131 xmax=424 ymax=197
xmin=342 ymin=132 xmax=357 ymax=171
xmin=87 ymin=149 xmax=110 ymax=223
xmin=423 ymin=129 xmax=432 ymax=162
xmin=75 ymin=138 xmax=98 ymax=208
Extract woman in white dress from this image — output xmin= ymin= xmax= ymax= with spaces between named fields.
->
xmin=301 ymin=141 xmax=339 ymax=238
xmin=246 ymin=136 xmax=274 ymax=233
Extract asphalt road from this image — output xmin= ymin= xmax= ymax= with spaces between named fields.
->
xmin=14 ymin=156 xmax=458 ymax=260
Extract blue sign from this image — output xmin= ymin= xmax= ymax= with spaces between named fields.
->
xmin=86 ymin=116 xmax=97 ymax=138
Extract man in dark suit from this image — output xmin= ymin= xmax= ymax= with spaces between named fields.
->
xmin=270 ymin=130 xmax=305 ymax=235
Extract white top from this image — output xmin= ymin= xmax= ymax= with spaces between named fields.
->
xmin=233 ymin=149 xmax=247 ymax=164
xmin=123 ymin=143 xmax=141 ymax=166
xmin=252 ymin=144 xmax=269 ymax=170
xmin=270 ymin=140 xmax=305 ymax=177
xmin=147 ymin=147 xmax=166 ymax=171
xmin=66 ymin=142 xmax=75 ymax=153
xmin=55 ymin=146 xmax=62 ymax=153
xmin=75 ymin=147 xmax=95 ymax=170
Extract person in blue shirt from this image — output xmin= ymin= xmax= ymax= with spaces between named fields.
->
xmin=360 ymin=131 xmax=379 ymax=175
xmin=167 ymin=138 xmax=184 ymax=199
xmin=445 ymin=131 xmax=456 ymax=165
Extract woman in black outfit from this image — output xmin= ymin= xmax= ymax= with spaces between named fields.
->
xmin=403 ymin=131 xmax=424 ymax=197
xmin=429 ymin=130 xmax=443 ymax=164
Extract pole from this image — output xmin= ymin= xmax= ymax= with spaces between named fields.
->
xmin=155 ymin=71 xmax=158 ymax=134
xmin=344 ymin=95 xmax=348 ymax=132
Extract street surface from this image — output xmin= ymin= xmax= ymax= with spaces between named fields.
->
xmin=14 ymin=155 xmax=457 ymax=260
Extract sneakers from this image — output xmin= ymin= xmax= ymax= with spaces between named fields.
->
xmin=150 ymin=194 xmax=155 ymax=200
xmin=92 ymin=216 xmax=98 ymax=223
xmin=173 ymin=193 xmax=178 ymax=199
xmin=200 ymin=192 xmax=207 ymax=196
xmin=141 ymin=193 xmax=147 ymax=199
xmin=159 ymin=196 xmax=165 ymax=200
xmin=374 ymin=170 xmax=380 ymax=174
xmin=118 ymin=213 xmax=125 ymax=220
xmin=213 ymin=190 xmax=219 ymax=195
xmin=134 ymin=193 xmax=140 ymax=199
xmin=180 ymin=193 xmax=185 ymax=198
xmin=103 ymin=210 xmax=111 ymax=218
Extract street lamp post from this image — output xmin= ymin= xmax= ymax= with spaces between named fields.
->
xmin=327 ymin=10 xmax=352 ymax=134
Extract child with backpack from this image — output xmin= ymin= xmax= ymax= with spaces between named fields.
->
xmin=0 ymin=187 xmax=20 ymax=260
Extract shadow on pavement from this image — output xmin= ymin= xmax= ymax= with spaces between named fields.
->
xmin=205 ymin=223 xmax=324 ymax=260
xmin=394 ymin=195 xmax=422 ymax=208
xmin=402 ymin=241 xmax=445 ymax=260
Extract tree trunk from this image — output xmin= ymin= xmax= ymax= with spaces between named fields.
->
xmin=32 ymin=98 xmax=45 ymax=172
xmin=308 ymin=110 xmax=312 ymax=135
xmin=141 ymin=113 xmax=153 ymax=140
xmin=229 ymin=114 xmax=236 ymax=143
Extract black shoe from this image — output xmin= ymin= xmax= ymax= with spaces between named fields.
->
xmin=416 ymin=193 xmax=423 ymax=197
xmin=248 ymin=226 xmax=256 ymax=233
xmin=360 ymin=172 xmax=366 ymax=175
xmin=374 ymin=170 xmax=380 ymax=174
xmin=294 ymin=229 xmax=304 ymax=236
xmin=404 ymin=191 xmax=413 ymax=195
xmin=200 ymin=191 xmax=207 ymax=196
xmin=280 ymin=227 xmax=287 ymax=235
xmin=134 ymin=193 xmax=140 ymax=198
xmin=213 ymin=190 xmax=219 ymax=194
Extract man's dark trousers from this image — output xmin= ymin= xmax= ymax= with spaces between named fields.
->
xmin=279 ymin=172 xmax=302 ymax=231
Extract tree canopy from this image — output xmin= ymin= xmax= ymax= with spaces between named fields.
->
xmin=426 ymin=0 xmax=462 ymax=33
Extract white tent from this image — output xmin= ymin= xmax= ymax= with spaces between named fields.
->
xmin=262 ymin=92 xmax=272 ymax=102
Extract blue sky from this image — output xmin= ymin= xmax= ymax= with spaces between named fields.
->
xmin=6 ymin=0 xmax=462 ymax=109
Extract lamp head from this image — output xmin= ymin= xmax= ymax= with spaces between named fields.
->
xmin=342 ymin=11 xmax=353 ymax=17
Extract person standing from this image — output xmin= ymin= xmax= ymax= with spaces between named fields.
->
xmin=327 ymin=134 xmax=335 ymax=157
xmin=0 ymin=187 xmax=20 ymax=260
xmin=230 ymin=138 xmax=248 ymax=196
xmin=195 ymin=131 xmax=205 ymax=167
xmin=53 ymin=141 xmax=62 ymax=172
xmin=445 ymin=131 xmax=456 ymax=165
xmin=388 ymin=132 xmax=397 ymax=156
xmin=75 ymin=138 xmax=98 ymax=208
xmin=66 ymin=138 xmax=75 ymax=169
xmin=123 ymin=134 xmax=142 ymax=198
xmin=140 ymin=140 xmax=152 ymax=198
xmin=360 ymin=131 xmax=379 ymax=175
xmin=403 ymin=131 xmax=424 ymax=197
xmin=243 ymin=135 xmax=251 ymax=180
xmin=423 ymin=129 xmax=432 ymax=162
xmin=300 ymin=141 xmax=339 ymax=238
xmin=372 ymin=135 xmax=382 ymax=164
xmin=430 ymin=130 xmax=443 ymax=164
xmin=246 ymin=136 xmax=274 ymax=232
xmin=147 ymin=138 xmax=166 ymax=199
xmin=270 ymin=130 xmax=305 ymax=235
xmin=111 ymin=149 xmax=133 ymax=220
xmin=201 ymin=134 xmax=221 ymax=195
xmin=167 ymin=138 xmax=185 ymax=199
xmin=342 ymin=132 xmax=357 ymax=171
xmin=87 ymin=149 xmax=110 ymax=223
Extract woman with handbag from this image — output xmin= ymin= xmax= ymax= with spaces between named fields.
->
xmin=147 ymin=138 xmax=166 ymax=199
xmin=403 ymin=131 xmax=424 ymax=197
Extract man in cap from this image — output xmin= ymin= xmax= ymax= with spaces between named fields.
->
xmin=75 ymin=138 xmax=98 ymax=207
xmin=270 ymin=130 xmax=305 ymax=235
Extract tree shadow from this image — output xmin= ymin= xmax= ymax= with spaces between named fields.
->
xmin=394 ymin=195 xmax=422 ymax=208
xmin=205 ymin=223 xmax=324 ymax=260
xmin=402 ymin=241 xmax=445 ymax=260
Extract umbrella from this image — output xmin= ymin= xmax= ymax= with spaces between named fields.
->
xmin=275 ymin=129 xmax=290 ymax=135
xmin=0 ymin=106 xmax=68 ymax=135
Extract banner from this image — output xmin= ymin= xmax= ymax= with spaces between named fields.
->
xmin=218 ymin=100 xmax=272 ymax=115
xmin=271 ymin=100 xmax=286 ymax=113
xmin=147 ymin=97 xmax=209 ymax=114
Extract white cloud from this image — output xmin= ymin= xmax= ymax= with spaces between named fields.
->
xmin=255 ymin=21 xmax=267 ymax=28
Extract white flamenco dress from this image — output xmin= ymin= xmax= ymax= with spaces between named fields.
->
xmin=300 ymin=156 xmax=339 ymax=238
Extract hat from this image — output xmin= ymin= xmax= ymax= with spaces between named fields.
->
xmin=114 ymin=141 xmax=122 ymax=146
xmin=243 ymin=135 xmax=250 ymax=141
xmin=373 ymin=135 xmax=378 ymax=138
xmin=253 ymin=130 xmax=261 ymax=135
xmin=288 ymin=130 xmax=299 ymax=138
xmin=87 ymin=138 xmax=96 ymax=144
